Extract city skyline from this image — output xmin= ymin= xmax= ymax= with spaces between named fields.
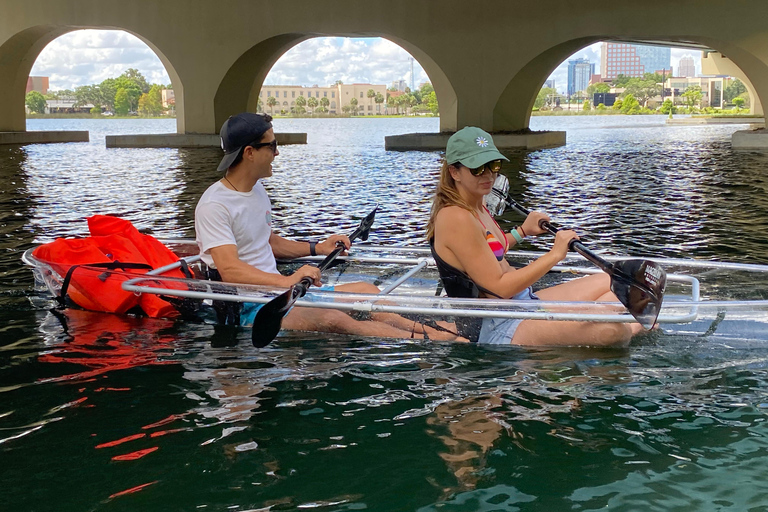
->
xmin=30 ymin=30 xmax=702 ymax=95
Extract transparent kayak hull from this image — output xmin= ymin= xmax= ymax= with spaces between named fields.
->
xmin=22 ymin=241 xmax=768 ymax=338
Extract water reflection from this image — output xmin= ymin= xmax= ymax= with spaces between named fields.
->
xmin=5 ymin=117 xmax=768 ymax=509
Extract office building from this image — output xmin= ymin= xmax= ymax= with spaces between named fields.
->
xmin=567 ymin=58 xmax=595 ymax=96
xmin=26 ymin=76 xmax=49 ymax=95
xmin=600 ymin=43 xmax=671 ymax=79
xmin=678 ymin=55 xmax=696 ymax=77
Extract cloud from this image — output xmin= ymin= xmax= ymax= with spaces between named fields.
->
xmin=31 ymin=30 xmax=171 ymax=90
xmin=30 ymin=30 xmax=700 ymax=96
xmin=265 ymin=37 xmax=428 ymax=88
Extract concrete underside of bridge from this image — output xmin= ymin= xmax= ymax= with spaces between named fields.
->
xmin=3 ymin=0 xmax=768 ymax=149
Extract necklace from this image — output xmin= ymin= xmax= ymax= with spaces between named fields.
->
xmin=223 ymin=175 xmax=238 ymax=191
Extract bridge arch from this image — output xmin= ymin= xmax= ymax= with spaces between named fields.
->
xmin=0 ymin=26 xmax=182 ymax=132
xmin=493 ymin=36 xmax=768 ymax=132
xmin=213 ymin=34 xmax=458 ymax=133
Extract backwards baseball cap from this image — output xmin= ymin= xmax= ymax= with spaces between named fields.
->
xmin=446 ymin=126 xmax=509 ymax=169
xmin=217 ymin=112 xmax=273 ymax=172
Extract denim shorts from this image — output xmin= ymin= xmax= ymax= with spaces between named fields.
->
xmin=240 ymin=285 xmax=335 ymax=327
xmin=477 ymin=287 xmax=539 ymax=345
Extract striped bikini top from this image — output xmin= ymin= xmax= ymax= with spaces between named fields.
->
xmin=478 ymin=206 xmax=508 ymax=261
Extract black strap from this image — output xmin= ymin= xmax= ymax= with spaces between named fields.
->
xmin=57 ymin=261 xmax=153 ymax=308
xmin=178 ymin=259 xmax=193 ymax=279
xmin=205 ymin=266 xmax=242 ymax=326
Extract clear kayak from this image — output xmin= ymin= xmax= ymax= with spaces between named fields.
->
xmin=22 ymin=240 xmax=768 ymax=340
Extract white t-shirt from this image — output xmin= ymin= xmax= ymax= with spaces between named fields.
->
xmin=195 ymin=181 xmax=278 ymax=274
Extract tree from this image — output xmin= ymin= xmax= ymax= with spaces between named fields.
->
xmin=349 ymin=97 xmax=358 ymax=116
xmin=724 ymin=79 xmax=747 ymax=103
xmin=320 ymin=96 xmax=330 ymax=111
xmin=114 ymin=88 xmax=131 ymax=116
xmin=733 ymin=96 xmax=746 ymax=111
xmin=367 ymin=89 xmax=376 ymax=115
xmin=534 ymin=87 xmax=556 ymax=109
xmin=26 ymin=91 xmax=47 ymax=114
xmin=295 ymin=95 xmax=307 ymax=115
xmin=682 ymin=85 xmax=703 ymax=110
xmin=266 ymin=96 xmax=277 ymax=114
xmin=622 ymin=77 xmax=660 ymax=107
xmin=98 ymin=78 xmax=118 ymax=111
xmin=620 ymin=94 xmax=641 ymax=114
xmin=387 ymin=94 xmax=397 ymax=114
xmin=660 ymin=98 xmax=677 ymax=115
xmin=138 ymin=85 xmax=163 ymax=116
xmin=375 ymin=92 xmax=385 ymax=114
xmin=307 ymin=96 xmax=318 ymax=114
xmin=121 ymin=68 xmax=151 ymax=93
xmin=583 ymin=100 xmax=591 ymax=111
xmin=586 ymin=82 xmax=611 ymax=97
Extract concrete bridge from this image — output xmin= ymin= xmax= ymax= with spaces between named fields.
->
xmin=2 ymin=0 xmax=768 ymax=146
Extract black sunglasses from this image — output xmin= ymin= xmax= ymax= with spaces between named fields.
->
xmin=248 ymin=139 xmax=278 ymax=154
xmin=464 ymin=159 xmax=503 ymax=176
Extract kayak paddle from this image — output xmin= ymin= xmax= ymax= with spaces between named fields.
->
xmin=251 ymin=205 xmax=378 ymax=348
xmin=487 ymin=175 xmax=666 ymax=329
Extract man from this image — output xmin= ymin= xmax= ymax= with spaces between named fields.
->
xmin=195 ymin=112 xmax=457 ymax=339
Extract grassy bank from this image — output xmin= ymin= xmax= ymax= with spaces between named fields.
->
xmin=26 ymin=113 xmax=174 ymax=120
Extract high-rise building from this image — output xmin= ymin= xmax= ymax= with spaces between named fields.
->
xmin=567 ymin=59 xmax=594 ymax=96
xmin=600 ymin=43 xmax=671 ymax=80
xmin=678 ymin=55 xmax=696 ymax=77
xmin=544 ymin=79 xmax=555 ymax=90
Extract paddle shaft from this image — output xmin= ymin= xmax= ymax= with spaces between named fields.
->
xmin=252 ymin=205 xmax=378 ymax=348
xmin=293 ymin=205 xmax=380 ymax=293
xmin=504 ymin=197 xmax=615 ymax=276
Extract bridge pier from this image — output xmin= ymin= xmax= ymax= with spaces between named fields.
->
xmin=385 ymin=131 xmax=566 ymax=151
xmin=0 ymin=131 xmax=89 ymax=145
xmin=105 ymin=132 xmax=306 ymax=148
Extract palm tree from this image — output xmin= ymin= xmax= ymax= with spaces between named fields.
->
xmin=375 ymin=92 xmax=384 ymax=114
xmin=266 ymin=96 xmax=277 ymax=115
xmin=367 ymin=89 xmax=376 ymax=116
xmin=295 ymin=95 xmax=307 ymax=115
xmin=320 ymin=96 xmax=330 ymax=112
xmin=307 ymin=96 xmax=318 ymax=115
xmin=349 ymin=97 xmax=358 ymax=116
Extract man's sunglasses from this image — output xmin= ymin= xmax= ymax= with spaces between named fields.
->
xmin=464 ymin=159 xmax=503 ymax=176
xmin=248 ymin=139 xmax=278 ymax=153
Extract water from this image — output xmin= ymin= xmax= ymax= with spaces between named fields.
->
xmin=3 ymin=116 xmax=768 ymax=511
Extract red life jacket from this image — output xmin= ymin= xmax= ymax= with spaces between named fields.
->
xmin=32 ymin=215 xmax=187 ymax=318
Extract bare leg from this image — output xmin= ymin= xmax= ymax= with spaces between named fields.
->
xmin=511 ymin=318 xmax=634 ymax=347
xmin=510 ymin=274 xmax=642 ymax=346
xmin=282 ymin=306 xmax=438 ymax=339
xmin=332 ymin=282 xmax=464 ymax=340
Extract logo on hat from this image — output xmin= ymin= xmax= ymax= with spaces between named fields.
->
xmin=476 ymin=136 xmax=489 ymax=147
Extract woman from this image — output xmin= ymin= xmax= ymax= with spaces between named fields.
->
xmin=427 ymin=127 xmax=645 ymax=347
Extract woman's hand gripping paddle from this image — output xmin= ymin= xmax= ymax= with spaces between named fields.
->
xmin=251 ymin=205 xmax=378 ymax=348
xmin=486 ymin=175 xmax=666 ymax=329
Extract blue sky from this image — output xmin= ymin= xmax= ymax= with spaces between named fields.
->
xmin=30 ymin=30 xmax=701 ymax=94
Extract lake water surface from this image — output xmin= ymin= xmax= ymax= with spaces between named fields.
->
xmin=2 ymin=116 xmax=768 ymax=511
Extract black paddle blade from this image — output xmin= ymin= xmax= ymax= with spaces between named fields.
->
xmin=609 ymin=259 xmax=667 ymax=330
xmin=350 ymin=205 xmax=378 ymax=242
xmin=251 ymin=283 xmax=307 ymax=348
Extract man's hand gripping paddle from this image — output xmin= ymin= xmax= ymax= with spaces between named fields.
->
xmin=486 ymin=175 xmax=666 ymax=329
xmin=251 ymin=205 xmax=378 ymax=348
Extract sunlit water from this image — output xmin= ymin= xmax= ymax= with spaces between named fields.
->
xmin=2 ymin=116 xmax=768 ymax=511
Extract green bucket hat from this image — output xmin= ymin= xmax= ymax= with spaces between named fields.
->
xmin=446 ymin=126 xmax=509 ymax=169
